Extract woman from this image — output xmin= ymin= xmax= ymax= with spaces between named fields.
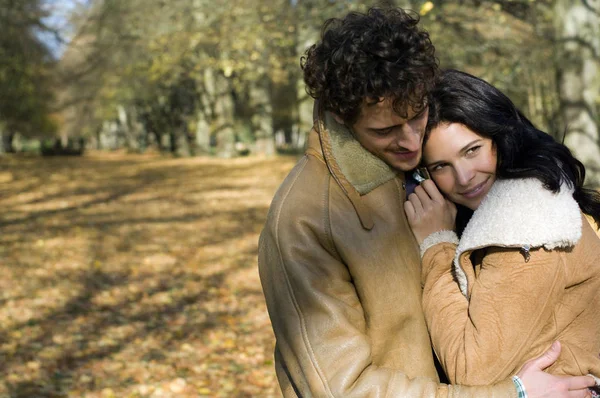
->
xmin=404 ymin=69 xmax=600 ymax=388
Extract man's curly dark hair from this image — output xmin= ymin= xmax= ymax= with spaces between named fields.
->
xmin=301 ymin=7 xmax=438 ymax=125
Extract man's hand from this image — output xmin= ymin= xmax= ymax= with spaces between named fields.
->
xmin=518 ymin=341 xmax=595 ymax=398
xmin=404 ymin=180 xmax=456 ymax=244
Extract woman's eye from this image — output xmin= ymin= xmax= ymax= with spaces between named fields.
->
xmin=466 ymin=145 xmax=481 ymax=156
xmin=429 ymin=164 xmax=445 ymax=172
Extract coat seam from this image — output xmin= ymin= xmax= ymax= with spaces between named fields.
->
xmin=324 ymin=178 xmax=342 ymax=260
xmin=272 ymin=157 xmax=335 ymax=398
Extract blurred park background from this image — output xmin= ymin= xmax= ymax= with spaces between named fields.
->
xmin=1 ymin=0 xmax=599 ymax=396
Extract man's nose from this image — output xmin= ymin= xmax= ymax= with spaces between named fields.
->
xmin=395 ymin=125 xmax=421 ymax=152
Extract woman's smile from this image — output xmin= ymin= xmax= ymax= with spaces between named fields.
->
xmin=459 ymin=176 xmax=492 ymax=199
xmin=423 ymin=123 xmax=497 ymax=210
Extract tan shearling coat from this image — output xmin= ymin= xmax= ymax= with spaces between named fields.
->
xmin=420 ymin=178 xmax=600 ymax=387
xmin=258 ymin=109 xmax=518 ymax=397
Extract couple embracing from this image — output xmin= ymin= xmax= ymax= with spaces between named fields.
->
xmin=259 ymin=7 xmax=600 ymax=398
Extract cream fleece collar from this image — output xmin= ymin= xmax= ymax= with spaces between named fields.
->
xmin=454 ymin=178 xmax=582 ymax=297
xmin=323 ymin=112 xmax=398 ymax=195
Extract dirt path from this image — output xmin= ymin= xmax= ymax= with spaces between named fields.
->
xmin=0 ymin=153 xmax=297 ymax=397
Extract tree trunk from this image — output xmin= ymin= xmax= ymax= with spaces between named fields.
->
xmin=295 ymin=6 xmax=322 ymax=151
xmin=251 ymin=76 xmax=275 ymax=156
xmin=214 ymin=73 xmax=236 ymax=158
xmin=0 ymin=130 xmax=15 ymax=154
xmin=118 ymin=105 xmax=146 ymax=152
xmin=555 ymin=0 xmax=600 ymax=187
xmin=94 ymin=124 xmax=102 ymax=150
xmin=169 ymin=131 xmax=177 ymax=154
xmin=194 ymin=109 xmax=210 ymax=155
xmin=175 ymin=124 xmax=192 ymax=157
xmin=99 ymin=120 xmax=119 ymax=150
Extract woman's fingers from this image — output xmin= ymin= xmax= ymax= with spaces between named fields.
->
xmin=414 ymin=185 xmax=433 ymax=209
xmin=405 ymin=182 xmax=456 ymax=244
xmin=404 ymin=201 xmax=417 ymax=225
xmin=408 ymin=192 xmax=424 ymax=215
xmin=421 ymin=179 xmax=445 ymax=203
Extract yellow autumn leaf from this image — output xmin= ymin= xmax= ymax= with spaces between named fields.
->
xmin=223 ymin=339 xmax=236 ymax=348
xmin=420 ymin=1 xmax=434 ymax=16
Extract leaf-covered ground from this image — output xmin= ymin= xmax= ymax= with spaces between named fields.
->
xmin=0 ymin=153 xmax=297 ymax=397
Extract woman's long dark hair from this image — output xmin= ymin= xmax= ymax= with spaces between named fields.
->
xmin=426 ymin=69 xmax=600 ymax=234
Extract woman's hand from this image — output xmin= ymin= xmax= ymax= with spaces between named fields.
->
xmin=404 ymin=179 xmax=457 ymax=245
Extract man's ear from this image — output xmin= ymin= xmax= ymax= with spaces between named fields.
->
xmin=332 ymin=113 xmax=345 ymax=126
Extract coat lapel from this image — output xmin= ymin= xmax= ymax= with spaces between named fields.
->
xmin=453 ymin=178 xmax=582 ymax=297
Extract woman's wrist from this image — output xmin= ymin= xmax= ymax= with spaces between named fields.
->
xmin=419 ymin=230 xmax=459 ymax=258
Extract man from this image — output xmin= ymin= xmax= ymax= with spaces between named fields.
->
xmin=258 ymin=7 xmax=595 ymax=397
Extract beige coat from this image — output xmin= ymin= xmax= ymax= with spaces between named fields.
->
xmin=258 ymin=110 xmax=517 ymax=397
xmin=421 ymin=178 xmax=600 ymax=386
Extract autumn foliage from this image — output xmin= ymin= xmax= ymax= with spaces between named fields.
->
xmin=0 ymin=153 xmax=296 ymax=397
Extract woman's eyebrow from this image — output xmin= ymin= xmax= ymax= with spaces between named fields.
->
xmin=424 ymin=139 xmax=484 ymax=167
xmin=459 ymin=139 xmax=483 ymax=153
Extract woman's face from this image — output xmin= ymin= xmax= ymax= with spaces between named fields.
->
xmin=423 ymin=123 xmax=497 ymax=210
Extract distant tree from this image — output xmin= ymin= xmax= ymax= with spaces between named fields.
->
xmin=59 ymin=0 xmax=346 ymax=156
xmin=58 ymin=0 xmax=599 ymax=166
xmin=554 ymin=0 xmax=600 ymax=186
xmin=0 ymin=0 xmax=57 ymax=153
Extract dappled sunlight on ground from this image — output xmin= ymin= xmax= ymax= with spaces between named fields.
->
xmin=0 ymin=152 xmax=297 ymax=397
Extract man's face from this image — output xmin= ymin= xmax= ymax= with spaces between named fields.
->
xmin=348 ymin=99 xmax=428 ymax=172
